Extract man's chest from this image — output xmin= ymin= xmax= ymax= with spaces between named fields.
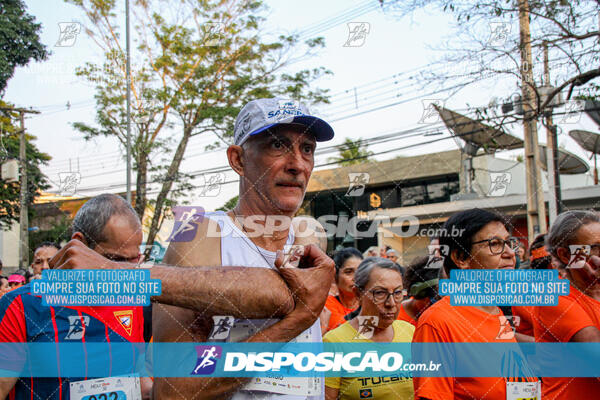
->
xmin=24 ymin=302 xmax=142 ymax=343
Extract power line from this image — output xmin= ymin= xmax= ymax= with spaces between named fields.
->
xmin=42 ymin=82 xmax=593 ymax=179
xmin=296 ymin=1 xmax=381 ymax=41
xmin=47 ymin=105 xmax=538 ymax=194
xmin=44 ymin=67 xmax=432 ymax=171
xmin=327 ymin=82 xmax=468 ymax=122
xmin=44 ymin=129 xmax=222 ymax=172
xmin=47 ymin=132 xmax=454 ymax=195
xmin=48 ymin=97 xmax=554 ymax=191
xmin=47 ymin=122 xmax=441 ymax=184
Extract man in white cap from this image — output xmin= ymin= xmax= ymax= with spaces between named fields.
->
xmin=154 ymin=98 xmax=335 ymax=399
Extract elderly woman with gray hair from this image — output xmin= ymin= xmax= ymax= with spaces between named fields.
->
xmin=323 ymin=257 xmax=414 ymax=400
xmin=533 ymin=209 xmax=600 ymax=399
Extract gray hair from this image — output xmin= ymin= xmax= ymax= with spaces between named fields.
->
xmin=363 ymin=246 xmax=378 ymax=258
xmin=343 ymin=256 xmax=404 ymax=321
xmin=547 ymin=210 xmax=600 ymax=265
xmin=72 ymin=193 xmax=140 ymax=249
xmin=354 ymin=257 xmax=403 ymax=291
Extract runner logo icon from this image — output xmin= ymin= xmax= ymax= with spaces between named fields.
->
xmin=192 ymin=345 xmax=222 ymax=375
xmin=65 ymin=315 xmax=90 ymax=340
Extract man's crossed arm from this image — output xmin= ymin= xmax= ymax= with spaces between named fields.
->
xmin=49 ymin=239 xmax=295 ymax=318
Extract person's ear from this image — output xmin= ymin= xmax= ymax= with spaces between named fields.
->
xmin=450 ymin=249 xmax=469 ymax=269
xmin=227 ymin=145 xmax=245 ymax=176
xmin=353 ymin=286 xmax=362 ymax=299
xmin=556 ymin=247 xmax=571 ymax=266
xmin=72 ymin=232 xmax=88 ymax=247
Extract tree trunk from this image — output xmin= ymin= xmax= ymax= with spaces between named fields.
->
xmin=145 ymin=126 xmax=193 ymax=253
xmin=134 ymin=150 xmax=148 ymax=222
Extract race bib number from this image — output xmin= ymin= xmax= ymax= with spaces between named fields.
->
xmin=82 ymin=392 xmax=126 ymax=400
xmin=227 ymin=319 xmax=313 ymax=343
xmin=506 ymin=381 xmax=541 ymax=400
xmin=70 ymin=376 xmax=141 ymax=400
xmin=244 ymin=375 xmax=322 ymax=396
xmin=229 ymin=319 xmax=321 ymax=396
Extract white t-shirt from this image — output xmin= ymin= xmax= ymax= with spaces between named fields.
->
xmin=206 ymin=212 xmax=324 ymax=400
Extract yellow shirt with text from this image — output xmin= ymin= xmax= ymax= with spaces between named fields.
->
xmin=323 ymin=320 xmax=415 ymax=400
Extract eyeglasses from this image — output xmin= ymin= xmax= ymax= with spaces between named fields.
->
xmin=103 ymin=253 xmax=142 ymax=263
xmin=472 ymin=237 xmax=519 ymax=255
xmin=369 ymin=288 xmax=404 ymax=304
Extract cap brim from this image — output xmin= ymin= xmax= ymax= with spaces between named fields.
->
xmin=249 ymin=116 xmax=334 ymax=142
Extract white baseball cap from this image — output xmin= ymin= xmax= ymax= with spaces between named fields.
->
xmin=233 ymin=97 xmax=334 ymax=146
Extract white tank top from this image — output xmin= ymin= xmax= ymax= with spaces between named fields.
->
xmin=206 ymin=211 xmax=324 ymax=400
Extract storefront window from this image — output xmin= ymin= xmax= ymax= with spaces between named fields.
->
xmin=400 ymin=184 xmax=426 ymax=206
xmin=427 ymin=180 xmax=459 ymax=203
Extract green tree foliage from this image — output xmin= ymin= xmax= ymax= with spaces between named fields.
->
xmin=0 ymin=101 xmax=51 ymax=230
xmin=72 ymin=53 xmax=173 ymax=221
xmin=577 ymin=82 xmax=600 ymax=101
xmin=69 ymin=0 xmax=331 ymax=250
xmin=216 ymin=195 xmax=238 ymax=212
xmin=328 ymin=137 xmax=374 ymax=166
xmin=0 ymin=0 xmax=48 ymax=95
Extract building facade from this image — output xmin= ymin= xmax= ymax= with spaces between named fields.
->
xmin=301 ymin=149 xmax=597 ymax=264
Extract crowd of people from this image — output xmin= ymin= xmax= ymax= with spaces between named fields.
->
xmin=0 ymin=97 xmax=598 ymax=400
xmin=319 ymin=207 xmax=600 ymax=399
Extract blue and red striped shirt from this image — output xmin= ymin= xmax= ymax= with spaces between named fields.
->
xmin=0 ymin=284 xmax=145 ymax=400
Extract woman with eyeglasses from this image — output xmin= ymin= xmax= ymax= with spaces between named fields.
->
xmin=324 ymin=257 xmax=414 ymax=400
xmin=533 ymin=210 xmax=600 ymax=399
xmin=413 ymin=208 xmax=539 ymax=400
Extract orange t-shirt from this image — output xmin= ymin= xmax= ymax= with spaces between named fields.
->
xmin=397 ymin=303 xmax=417 ymax=326
xmin=533 ymin=283 xmax=600 ymax=399
xmin=511 ymin=305 xmax=535 ymax=336
xmin=324 ymin=295 xmax=356 ymax=332
xmin=413 ymin=297 xmax=537 ymax=400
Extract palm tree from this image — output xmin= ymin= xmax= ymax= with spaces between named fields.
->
xmin=327 ymin=137 xmax=374 ymax=166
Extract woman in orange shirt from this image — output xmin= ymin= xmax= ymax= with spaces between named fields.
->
xmin=533 ymin=210 xmax=600 ymax=399
xmin=320 ymin=247 xmax=362 ymax=334
xmin=512 ymin=233 xmax=551 ymax=340
xmin=413 ymin=208 xmax=539 ymax=400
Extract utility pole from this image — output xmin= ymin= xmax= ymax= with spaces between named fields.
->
xmin=18 ymin=112 xmax=27 ymax=270
xmin=125 ymin=0 xmax=132 ymax=204
xmin=0 ymin=107 xmax=40 ymax=269
xmin=518 ymin=0 xmax=547 ymax=242
xmin=543 ymin=42 xmax=562 ymax=223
